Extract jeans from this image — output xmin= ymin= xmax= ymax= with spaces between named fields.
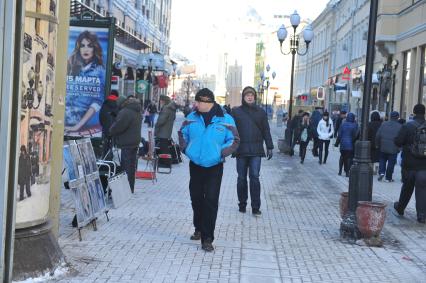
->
xmin=378 ymin=152 xmax=397 ymax=181
xmin=312 ymin=137 xmax=320 ymax=156
xmin=396 ymin=169 xmax=426 ymax=217
xmin=299 ymin=141 xmax=309 ymax=162
xmin=236 ymin=156 xmax=262 ymax=210
xmin=189 ymin=161 xmax=223 ymax=242
xmin=318 ymin=139 xmax=330 ymax=163
xmin=341 ymin=150 xmax=354 ymax=175
xmin=121 ymin=147 xmax=138 ymax=193
xmin=19 ymin=180 xmax=31 ymax=200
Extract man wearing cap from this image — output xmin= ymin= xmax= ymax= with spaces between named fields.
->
xmin=375 ymin=111 xmax=402 ymax=182
xmin=231 ymin=86 xmax=273 ymax=216
xmin=178 ymin=88 xmax=240 ymax=252
xmin=393 ymin=104 xmax=426 ymax=224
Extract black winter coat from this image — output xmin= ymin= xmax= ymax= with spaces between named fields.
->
xmin=110 ymin=98 xmax=142 ymax=148
xmin=99 ymin=99 xmax=118 ymax=136
xmin=394 ymin=115 xmax=426 ymax=171
xmin=231 ymin=105 xmax=273 ymax=157
xmin=368 ymin=120 xmax=382 ymax=162
xmin=18 ymin=153 xmax=31 ymax=185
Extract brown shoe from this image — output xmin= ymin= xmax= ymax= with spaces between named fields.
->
xmin=201 ymin=239 xmax=214 ymax=252
xmin=190 ymin=230 xmax=201 ymax=240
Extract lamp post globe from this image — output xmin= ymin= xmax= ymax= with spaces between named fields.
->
xmin=303 ymin=24 xmax=314 ymax=44
xmin=290 ymin=10 xmax=300 ymax=28
xmin=266 ymin=64 xmax=271 ymax=72
xmin=277 ymin=24 xmax=288 ymax=44
xmin=272 ymin=71 xmax=276 ymax=80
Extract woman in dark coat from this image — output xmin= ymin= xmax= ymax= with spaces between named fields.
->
xmin=368 ymin=111 xmax=382 ymax=170
xmin=336 ymin=113 xmax=358 ymax=177
xmin=18 ymin=145 xmax=32 ymax=201
xmin=298 ymin=112 xmax=314 ymax=164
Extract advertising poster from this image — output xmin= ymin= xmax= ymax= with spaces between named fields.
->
xmin=16 ymin=2 xmax=58 ymax=228
xmin=76 ymin=139 xmax=98 ymax=174
xmin=65 ymin=26 xmax=110 ymax=137
xmin=93 ymin=178 xmax=107 ymax=213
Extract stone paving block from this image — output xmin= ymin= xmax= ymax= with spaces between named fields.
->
xmin=240 ymin=274 xmax=282 ymax=283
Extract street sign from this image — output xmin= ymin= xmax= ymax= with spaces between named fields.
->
xmin=342 ymin=66 xmax=351 ymax=80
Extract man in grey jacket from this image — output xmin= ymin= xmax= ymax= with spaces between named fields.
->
xmin=375 ymin=111 xmax=402 ymax=182
xmin=154 ymin=95 xmax=177 ymax=155
xmin=110 ymin=96 xmax=142 ymax=193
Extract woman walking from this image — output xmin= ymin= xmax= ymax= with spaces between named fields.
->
xmin=317 ymin=112 xmax=334 ymax=164
xmin=335 ymin=113 xmax=359 ymax=177
xmin=299 ymin=112 xmax=313 ymax=164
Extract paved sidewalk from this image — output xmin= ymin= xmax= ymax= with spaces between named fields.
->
xmin=55 ymin=114 xmax=425 ymax=282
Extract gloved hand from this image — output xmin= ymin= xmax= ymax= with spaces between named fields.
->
xmin=267 ymin=149 xmax=273 ymax=160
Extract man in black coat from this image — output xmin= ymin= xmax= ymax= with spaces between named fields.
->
xmin=18 ymin=145 xmax=32 ymax=201
xmin=110 ymin=96 xmax=142 ymax=193
xmin=99 ymin=90 xmax=119 ymax=157
xmin=393 ymin=104 xmax=426 ymax=224
xmin=231 ymin=86 xmax=273 ymax=216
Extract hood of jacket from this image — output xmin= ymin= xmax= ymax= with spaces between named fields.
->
xmin=121 ymin=98 xmax=141 ymax=112
xmin=370 ymin=111 xmax=381 ymax=122
xmin=346 ymin=112 xmax=355 ymax=123
xmin=241 ymin=86 xmax=257 ymax=107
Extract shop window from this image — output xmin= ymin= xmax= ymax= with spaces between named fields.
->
xmin=400 ymin=51 xmax=411 ymax=118
xmin=420 ymin=46 xmax=426 ymax=105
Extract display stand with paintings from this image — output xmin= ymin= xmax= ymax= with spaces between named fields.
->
xmin=63 ymin=139 xmax=110 ymax=241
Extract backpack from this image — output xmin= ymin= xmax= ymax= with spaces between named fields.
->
xmin=410 ymin=120 xmax=426 ymax=158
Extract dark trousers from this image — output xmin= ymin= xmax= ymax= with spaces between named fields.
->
xmin=341 ymin=150 xmax=354 ymax=175
xmin=189 ymin=161 xmax=223 ymax=242
xmin=299 ymin=141 xmax=309 ymax=162
xmin=236 ymin=156 xmax=261 ymax=210
xmin=397 ymin=169 xmax=426 ymax=217
xmin=312 ymin=137 xmax=320 ymax=156
xmin=121 ymin=147 xmax=138 ymax=193
xmin=379 ymin=152 xmax=398 ymax=181
xmin=19 ymin=180 xmax=31 ymax=200
xmin=339 ymin=154 xmax=344 ymax=174
xmin=318 ymin=139 xmax=330 ymax=163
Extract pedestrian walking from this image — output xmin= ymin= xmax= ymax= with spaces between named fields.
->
xmin=109 ymin=96 xmax=142 ymax=193
xmin=375 ymin=111 xmax=402 ymax=182
xmin=317 ymin=112 xmax=334 ymax=164
xmin=368 ymin=111 xmax=382 ymax=174
xmin=335 ymin=113 xmax=358 ymax=177
xmin=18 ymin=145 xmax=32 ymax=201
xmin=154 ymin=95 xmax=177 ymax=150
xmin=178 ymin=88 xmax=240 ymax=252
xmin=99 ymin=90 xmax=119 ymax=158
xmin=147 ymin=101 xmax=157 ymax=128
xmin=311 ymin=108 xmax=323 ymax=157
xmin=290 ymin=109 xmax=304 ymax=156
xmin=393 ymin=104 xmax=426 ymax=224
xmin=298 ymin=112 xmax=314 ymax=164
xmin=231 ymin=86 xmax=273 ymax=216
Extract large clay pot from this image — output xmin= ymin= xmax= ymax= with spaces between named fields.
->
xmin=339 ymin=192 xmax=349 ymax=218
xmin=356 ymin=201 xmax=387 ymax=238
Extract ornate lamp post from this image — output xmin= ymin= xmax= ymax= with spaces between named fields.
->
xmin=277 ymin=11 xmax=314 ymax=154
xmin=340 ymin=0 xmax=379 ymax=240
xmin=21 ymin=67 xmax=44 ymax=110
xmin=184 ymin=75 xmax=192 ymax=106
xmin=171 ymin=63 xmax=177 ymax=99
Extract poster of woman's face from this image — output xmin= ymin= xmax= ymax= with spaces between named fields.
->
xmin=65 ymin=26 xmax=110 ymax=137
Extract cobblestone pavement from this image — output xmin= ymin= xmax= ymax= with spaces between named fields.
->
xmin=55 ymin=113 xmax=425 ymax=282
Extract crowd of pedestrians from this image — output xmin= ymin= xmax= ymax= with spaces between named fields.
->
xmin=287 ymin=103 xmax=426 ymax=224
xmin=97 ymin=84 xmax=425 ymax=254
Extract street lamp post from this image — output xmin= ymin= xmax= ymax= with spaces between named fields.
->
xmin=276 ymin=10 xmax=314 ymax=154
xmin=185 ymin=75 xmax=192 ymax=106
xmin=171 ymin=63 xmax=177 ymax=100
xmin=340 ymin=0 xmax=379 ymax=240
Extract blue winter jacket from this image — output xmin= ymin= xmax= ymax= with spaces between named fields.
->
xmin=178 ymin=104 xmax=240 ymax=168
xmin=338 ymin=113 xmax=359 ymax=151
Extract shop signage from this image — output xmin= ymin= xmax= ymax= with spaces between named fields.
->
xmin=342 ymin=66 xmax=351 ymax=80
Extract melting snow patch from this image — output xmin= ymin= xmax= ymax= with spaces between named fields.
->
xmin=12 ymin=263 xmax=69 ymax=283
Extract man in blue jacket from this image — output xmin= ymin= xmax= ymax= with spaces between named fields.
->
xmin=178 ymin=88 xmax=240 ymax=252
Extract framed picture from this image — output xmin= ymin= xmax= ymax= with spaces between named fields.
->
xmin=71 ymin=181 xmax=94 ymax=227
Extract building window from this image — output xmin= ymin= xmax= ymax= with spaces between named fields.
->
xmin=420 ymin=46 xmax=426 ymax=105
xmin=401 ymin=51 xmax=411 ymax=118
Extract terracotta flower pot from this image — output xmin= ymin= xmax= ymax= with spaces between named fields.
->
xmin=339 ymin=192 xmax=349 ymax=218
xmin=356 ymin=201 xmax=387 ymax=238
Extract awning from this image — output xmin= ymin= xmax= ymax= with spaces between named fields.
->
xmin=70 ymin=0 xmax=149 ymax=51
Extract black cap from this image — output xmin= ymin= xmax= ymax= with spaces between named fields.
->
xmin=195 ymin=88 xmax=215 ymax=103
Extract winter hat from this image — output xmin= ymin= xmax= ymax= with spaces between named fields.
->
xmin=159 ymin=95 xmax=171 ymax=104
xmin=195 ymin=88 xmax=215 ymax=103
xmin=413 ymin=103 xmax=425 ymax=115
xmin=390 ymin=111 xmax=399 ymax=120
xmin=242 ymin=86 xmax=257 ymax=97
